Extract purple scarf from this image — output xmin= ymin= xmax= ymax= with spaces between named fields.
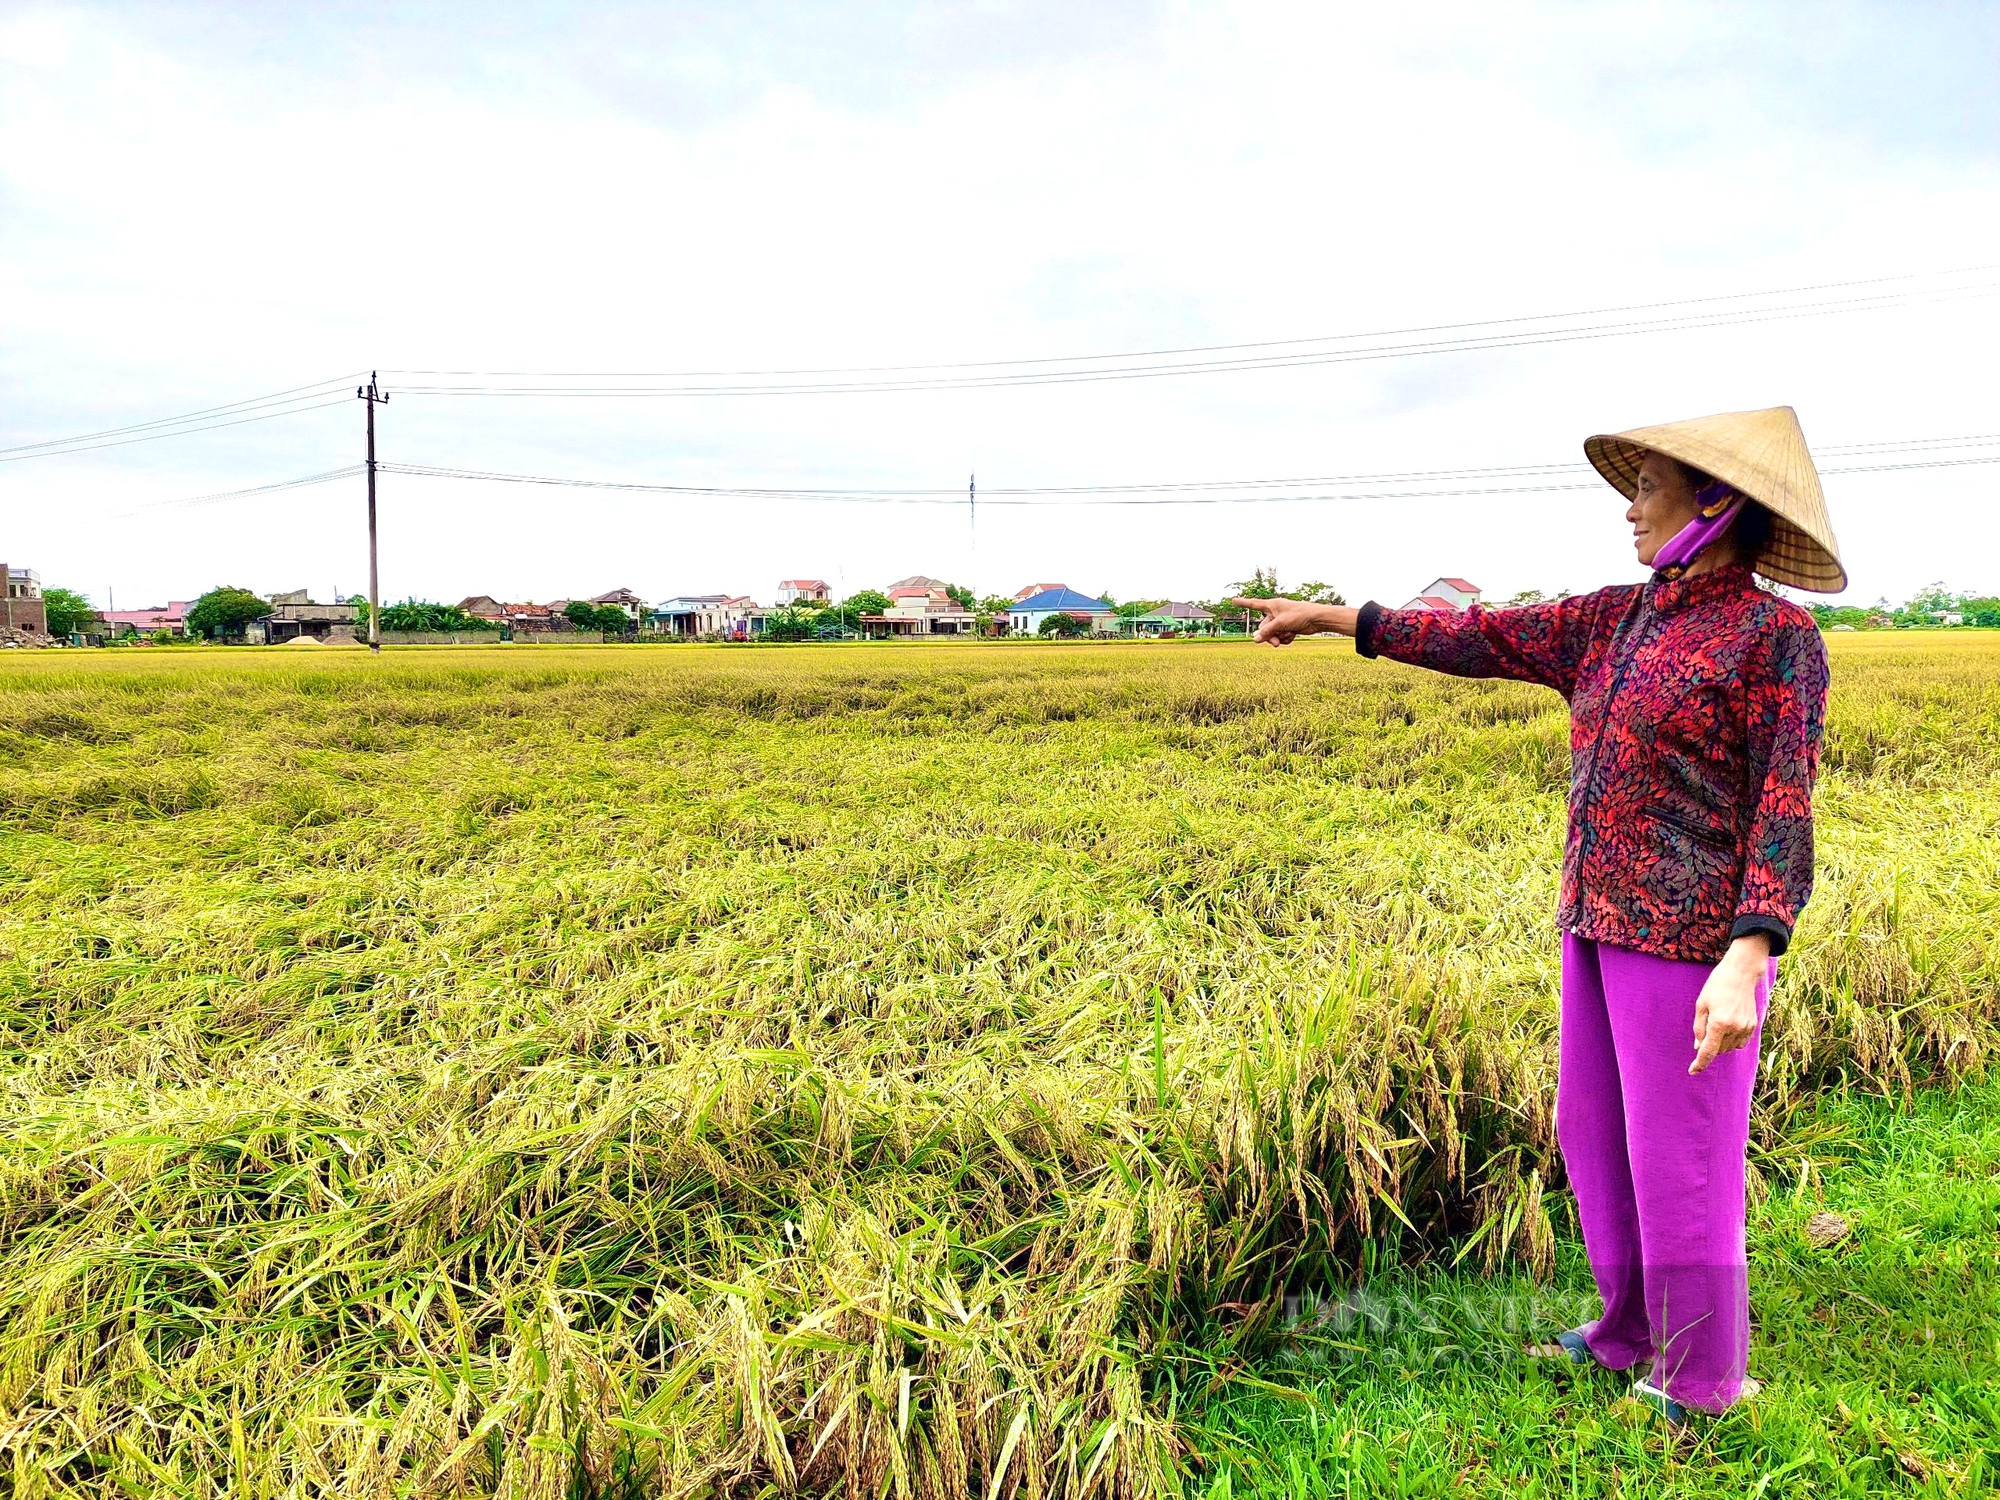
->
xmin=1653 ymin=480 xmax=1744 ymax=580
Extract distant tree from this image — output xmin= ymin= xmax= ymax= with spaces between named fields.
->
xmin=364 ymin=599 xmax=499 ymax=634
xmin=970 ymin=594 xmax=1016 ymax=636
xmin=1211 ymin=567 xmax=1343 ymax=631
xmin=1503 ymin=588 xmax=1554 ymax=606
xmin=1230 ymin=567 xmax=1280 ymax=599
xmin=1038 ymin=612 xmax=1089 ymax=638
xmin=1114 ymin=599 xmax=1162 ymax=619
xmin=1808 ymin=601 xmax=1875 ymax=630
xmin=41 ymin=587 xmax=95 ymax=636
xmin=1885 ymin=583 xmax=1958 ymax=629
xmin=185 ymin=586 xmax=272 ymax=640
xmin=1961 ymin=596 xmax=2000 ymax=628
xmin=945 ymin=583 xmax=975 ymax=608
xmin=762 ymin=604 xmax=820 ymax=642
xmin=1204 ymin=598 xmax=1247 ymax=632
xmin=1225 ymin=568 xmax=1343 ymax=605
xmin=825 ymin=590 xmax=890 ymax=632
xmin=1907 ymin=583 xmax=1958 ymax=618
xmin=559 ymin=600 xmax=631 ymax=633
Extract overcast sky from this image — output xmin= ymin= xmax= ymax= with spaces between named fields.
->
xmin=3 ymin=1 xmax=1996 ymax=611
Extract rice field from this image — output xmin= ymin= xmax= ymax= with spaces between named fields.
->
xmin=0 ymin=634 xmax=1995 ymax=1498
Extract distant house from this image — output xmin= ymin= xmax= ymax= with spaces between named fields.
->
xmin=778 ymin=579 xmax=831 ymax=605
xmin=653 ymin=595 xmax=726 ymax=636
xmin=861 ymin=583 xmax=977 ymax=637
xmin=457 ymin=595 xmax=509 ymax=622
xmin=263 ymin=589 xmax=359 ymax=644
xmin=652 ymin=594 xmax=766 ymax=639
xmin=99 ymin=600 xmax=194 ymax=637
xmin=508 ymin=602 xmax=559 ymax=630
xmin=888 ymin=574 xmax=948 ymax=593
xmin=1402 ymin=577 xmax=1481 ymax=611
xmin=1129 ymin=601 xmax=1214 ymax=635
xmin=1 ymin=564 xmax=47 ymax=635
xmin=592 ymin=588 xmax=649 ymax=621
xmin=1009 ymin=587 xmax=1117 ymax=635
xmin=1013 ymin=581 xmax=1068 ymax=602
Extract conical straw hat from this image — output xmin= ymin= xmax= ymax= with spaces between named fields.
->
xmin=1584 ymin=406 xmax=1846 ymax=592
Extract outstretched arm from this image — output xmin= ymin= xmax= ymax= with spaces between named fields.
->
xmin=1229 ymin=597 xmax=1358 ymax=643
xmin=1232 ymin=592 xmax=1612 ymax=697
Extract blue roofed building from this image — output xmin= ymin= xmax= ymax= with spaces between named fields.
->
xmin=1008 ymin=587 xmax=1117 ymax=635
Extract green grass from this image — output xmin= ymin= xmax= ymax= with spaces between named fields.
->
xmin=1187 ymin=1076 xmax=2000 ymax=1497
xmin=0 ymin=636 xmax=1994 ymax=1496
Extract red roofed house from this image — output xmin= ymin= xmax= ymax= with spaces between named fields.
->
xmin=777 ymin=579 xmax=830 ymax=604
xmin=1401 ymin=577 xmax=1481 ymax=612
xmin=863 ymin=580 xmax=977 ymax=637
xmin=1013 ymin=581 xmax=1067 ymax=601
xmin=100 ymin=600 xmax=194 ymax=637
xmin=507 ymin=602 xmax=561 ymax=631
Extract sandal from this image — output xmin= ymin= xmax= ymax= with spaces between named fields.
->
xmin=1524 ymin=1329 xmax=1601 ymax=1367
xmin=1631 ymin=1372 xmax=1690 ymax=1427
xmin=1632 ymin=1373 xmax=1763 ymax=1427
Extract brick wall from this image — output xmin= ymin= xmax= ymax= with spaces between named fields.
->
xmin=0 ymin=565 xmax=48 ymax=634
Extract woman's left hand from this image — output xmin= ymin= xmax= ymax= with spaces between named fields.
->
xmin=1690 ymin=934 xmax=1772 ymax=1074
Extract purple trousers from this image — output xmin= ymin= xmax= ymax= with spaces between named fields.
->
xmin=1557 ymin=932 xmax=1774 ymax=1412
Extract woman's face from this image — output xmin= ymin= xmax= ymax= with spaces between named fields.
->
xmin=1628 ymin=452 xmax=1702 ymax=567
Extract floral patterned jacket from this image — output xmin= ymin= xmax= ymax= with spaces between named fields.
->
xmin=1355 ymin=565 xmax=1828 ymax=963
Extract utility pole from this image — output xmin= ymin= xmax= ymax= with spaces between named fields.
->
xmin=357 ymin=373 xmax=389 ymax=652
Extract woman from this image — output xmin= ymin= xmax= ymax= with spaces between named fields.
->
xmin=1234 ymin=406 xmax=1841 ymax=1426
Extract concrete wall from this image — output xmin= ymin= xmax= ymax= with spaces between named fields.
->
xmin=366 ymin=630 xmax=603 ymax=644
xmin=377 ymin=631 xmax=507 ymax=645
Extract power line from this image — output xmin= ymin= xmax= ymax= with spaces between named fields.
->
xmin=1820 ymin=455 xmax=2000 ymax=475
xmin=377 ymin=464 xmax=1606 ymax=506
xmin=380 ymin=459 xmax=1598 ymax=499
xmin=111 ymin=428 xmax=2000 ymax=518
xmin=387 ymin=453 xmax=2000 ymax=505
xmin=109 ymin=466 xmax=364 ymax=519
xmin=9 ymin=268 xmax=1993 ymax=462
xmin=0 ymin=373 xmax=362 ymax=457
xmin=1 ymin=394 xmax=358 ymax=463
xmin=385 ymin=264 xmax=1994 ymax=382
xmin=383 ymin=282 xmax=1997 ymax=398
xmin=1818 ymin=431 xmax=2000 ymax=453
